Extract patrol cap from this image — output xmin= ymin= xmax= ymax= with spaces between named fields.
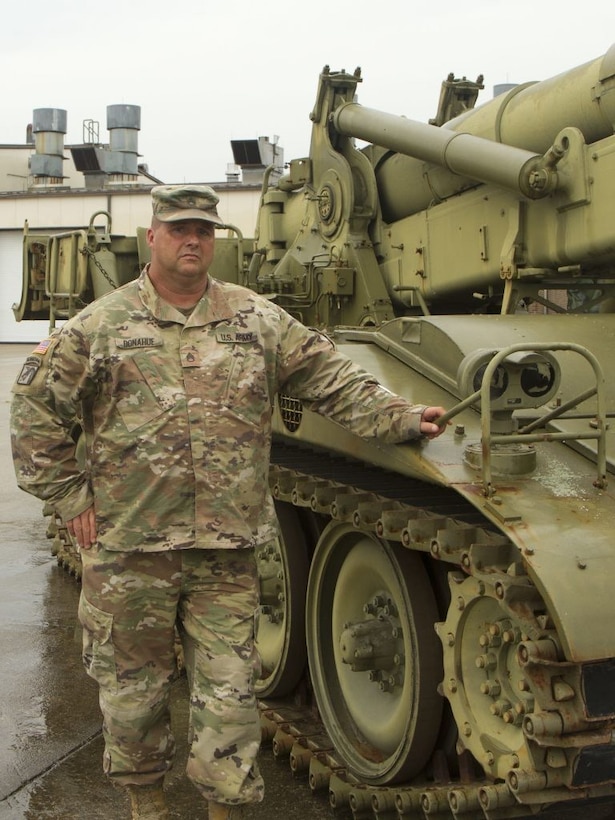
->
xmin=151 ymin=184 xmax=224 ymax=226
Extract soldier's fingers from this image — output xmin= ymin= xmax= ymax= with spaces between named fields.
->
xmin=69 ymin=514 xmax=84 ymax=547
xmin=65 ymin=507 xmax=96 ymax=549
xmin=420 ymin=421 xmax=444 ymax=438
xmin=82 ymin=507 xmax=97 ymax=549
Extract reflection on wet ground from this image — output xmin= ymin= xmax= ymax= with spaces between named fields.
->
xmin=0 ymin=675 xmax=335 ymax=820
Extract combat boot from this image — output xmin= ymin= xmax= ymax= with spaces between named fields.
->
xmin=208 ymin=802 xmax=245 ymax=819
xmin=126 ymin=783 xmax=170 ymax=819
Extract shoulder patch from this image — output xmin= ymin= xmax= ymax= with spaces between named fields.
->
xmin=32 ymin=338 xmax=53 ymax=355
xmin=12 ymin=335 xmax=60 ymax=394
xmin=16 ymin=355 xmax=43 ymax=386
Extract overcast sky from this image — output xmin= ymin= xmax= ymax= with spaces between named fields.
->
xmin=5 ymin=0 xmax=615 ymax=184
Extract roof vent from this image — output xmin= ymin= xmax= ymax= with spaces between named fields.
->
xmin=29 ymin=108 xmax=67 ymax=188
xmin=105 ymin=104 xmax=141 ymax=185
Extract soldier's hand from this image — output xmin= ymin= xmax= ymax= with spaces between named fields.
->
xmin=420 ymin=406 xmax=448 ymax=439
xmin=66 ymin=505 xmax=97 ymax=549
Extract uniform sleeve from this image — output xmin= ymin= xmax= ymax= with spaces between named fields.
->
xmin=10 ymin=326 xmax=95 ymax=521
xmin=276 ymin=312 xmax=426 ymax=443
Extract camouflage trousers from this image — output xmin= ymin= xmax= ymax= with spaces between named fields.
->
xmin=78 ymin=546 xmax=264 ymax=805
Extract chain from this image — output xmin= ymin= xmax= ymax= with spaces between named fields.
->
xmin=81 ymin=245 xmax=118 ymax=290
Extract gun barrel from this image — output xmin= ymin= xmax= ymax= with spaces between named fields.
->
xmin=332 ymin=43 xmax=615 ymax=222
xmin=332 ymin=102 xmax=549 ymax=200
xmin=450 ymin=43 xmax=615 ymax=152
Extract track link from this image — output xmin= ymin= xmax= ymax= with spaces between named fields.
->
xmin=270 ymin=439 xmax=508 ymax=569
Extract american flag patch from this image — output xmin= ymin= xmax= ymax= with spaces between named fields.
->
xmin=33 ymin=339 xmax=52 ymax=355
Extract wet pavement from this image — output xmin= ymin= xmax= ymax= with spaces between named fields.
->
xmin=2 ymin=341 xmax=615 ymax=820
xmin=0 ymin=344 xmax=332 ymax=820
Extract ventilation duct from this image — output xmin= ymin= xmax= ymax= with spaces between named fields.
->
xmin=29 ymin=108 xmax=67 ymax=188
xmin=104 ymin=104 xmax=141 ymax=184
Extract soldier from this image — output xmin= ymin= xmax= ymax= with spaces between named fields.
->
xmin=10 ymin=184 xmax=447 ymax=820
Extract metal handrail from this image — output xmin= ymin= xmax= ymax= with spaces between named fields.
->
xmin=478 ymin=343 xmax=607 ymax=495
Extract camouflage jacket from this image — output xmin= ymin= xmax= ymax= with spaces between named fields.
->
xmin=11 ymin=271 xmax=427 ymax=552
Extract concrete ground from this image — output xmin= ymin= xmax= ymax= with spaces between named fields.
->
xmin=0 ymin=343 xmax=332 ymax=820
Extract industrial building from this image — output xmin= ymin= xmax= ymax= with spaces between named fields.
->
xmin=0 ymin=103 xmax=283 ymax=342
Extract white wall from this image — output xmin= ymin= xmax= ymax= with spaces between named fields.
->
xmin=0 ymin=187 xmax=261 ymax=235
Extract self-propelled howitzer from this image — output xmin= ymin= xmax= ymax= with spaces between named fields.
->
xmin=15 ymin=44 xmax=615 ymax=818
xmin=249 ymin=46 xmax=615 ymax=817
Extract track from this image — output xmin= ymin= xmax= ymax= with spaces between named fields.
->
xmin=259 ymin=439 xmax=615 ymax=819
xmin=257 ymin=701 xmax=615 ymax=819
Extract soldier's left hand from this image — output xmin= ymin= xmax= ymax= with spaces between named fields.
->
xmin=66 ymin=504 xmax=97 ymax=549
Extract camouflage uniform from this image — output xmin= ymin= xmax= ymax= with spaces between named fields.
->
xmin=10 ymin=268 xmax=427 ymax=804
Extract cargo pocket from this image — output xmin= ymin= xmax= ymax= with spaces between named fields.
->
xmin=114 ymin=352 xmax=172 ymax=433
xmin=78 ymin=593 xmax=118 ymax=693
xmin=224 ymin=343 xmax=269 ymax=428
